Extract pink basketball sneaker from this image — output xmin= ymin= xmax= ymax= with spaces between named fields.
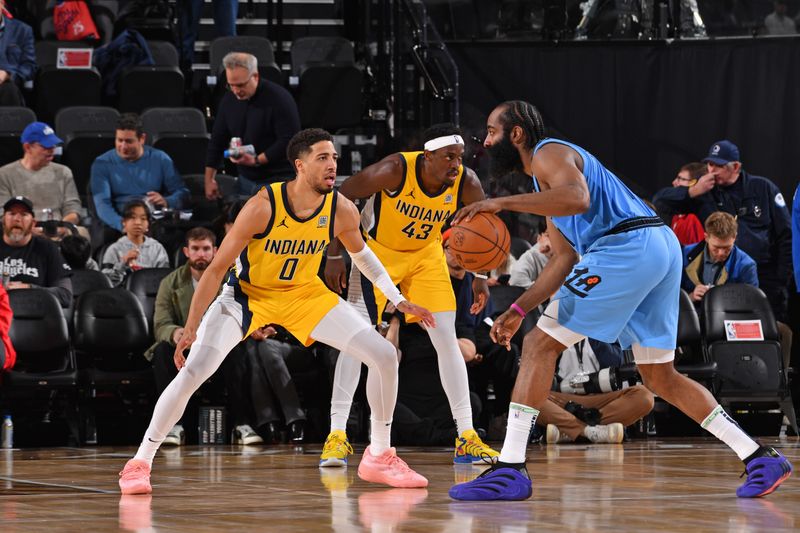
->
xmin=119 ymin=459 xmax=152 ymax=495
xmin=357 ymin=446 xmax=428 ymax=488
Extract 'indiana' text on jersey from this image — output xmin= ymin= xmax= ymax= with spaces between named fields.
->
xmin=233 ymin=181 xmax=337 ymax=289
xmin=363 ymin=151 xmax=465 ymax=251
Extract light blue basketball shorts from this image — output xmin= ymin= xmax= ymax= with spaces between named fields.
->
xmin=540 ymin=224 xmax=681 ymax=355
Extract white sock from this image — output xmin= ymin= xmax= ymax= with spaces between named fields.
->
xmin=134 ymin=437 xmax=162 ymax=467
xmin=498 ymin=402 xmax=539 ymax=464
xmin=330 ymin=401 xmax=351 ymax=433
xmin=455 ymin=413 xmax=474 ymax=436
xmin=370 ymin=418 xmax=392 ymax=455
xmin=701 ymin=405 xmax=760 ymax=460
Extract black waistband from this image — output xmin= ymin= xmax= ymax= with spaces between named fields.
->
xmin=604 ymin=216 xmax=664 ymax=237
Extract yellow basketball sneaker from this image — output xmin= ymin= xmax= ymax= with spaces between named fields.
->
xmin=454 ymin=429 xmax=500 ymax=465
xmin=319 ymin=430 xmax=354 ymax=467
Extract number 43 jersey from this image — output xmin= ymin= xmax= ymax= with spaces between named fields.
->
xmin=228 ymin=181 xmax=341 ymax=345
xmin=362 ymin=151 xmax=465 ymax=251
xmin=353 ymin=152 xmax=464 ymax=321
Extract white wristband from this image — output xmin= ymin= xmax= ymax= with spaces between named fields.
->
xmin=473 ymin=273 xmax=488 ymax=280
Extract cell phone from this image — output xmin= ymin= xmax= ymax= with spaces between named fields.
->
xmin=483 ymin=317 xmax=494 ymax=327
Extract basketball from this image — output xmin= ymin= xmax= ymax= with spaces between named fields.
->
xmin=449 ymin=213 xmax=510 ymax=272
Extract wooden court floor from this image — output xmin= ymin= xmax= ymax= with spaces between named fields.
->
xmin=1 ymin=438 xmax=798 ymax=532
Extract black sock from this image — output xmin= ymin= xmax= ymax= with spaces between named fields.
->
xmin=494 ymin=460 xmax=526 ymax=470
xmin=743 ymin=445 xmax=777 ymax=465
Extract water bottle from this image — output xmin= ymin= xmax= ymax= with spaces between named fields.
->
xmin=224 ymin=145 xmax=256 ymax=159
xmin=1 ymin=415 xmax=13 ymax=448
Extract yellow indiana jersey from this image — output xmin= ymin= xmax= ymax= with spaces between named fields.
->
xmin=227 ymin=182 xmax=340 ymax=344
xmin=361 ymin=151 xmax=465 ymax=252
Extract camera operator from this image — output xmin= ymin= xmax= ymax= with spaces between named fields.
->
xmin=539 ymin=338 xmax=654 ymax=444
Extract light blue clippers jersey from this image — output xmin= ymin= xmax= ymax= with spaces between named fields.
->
xmin=532 ymin=139 xmax=657 ymax=255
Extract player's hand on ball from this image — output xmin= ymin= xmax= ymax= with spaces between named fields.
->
xmin=490 ymin=310 xmax=523 ymax=351
xmin=174 ymin=325 xmax=197 ymax=369
xmin=397 ymin=300 xmax=436 ymax=328
xmin=453 ymin=198 xmax=501 ymax=224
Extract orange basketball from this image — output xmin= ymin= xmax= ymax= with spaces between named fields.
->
xmin=449 ymin=213 xmax=510 ymax=272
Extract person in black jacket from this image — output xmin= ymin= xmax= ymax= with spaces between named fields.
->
xmin=653 ymin=140 xmax=791 ymax=321
xmin=204 ymin=52 xmax=301 ymax=199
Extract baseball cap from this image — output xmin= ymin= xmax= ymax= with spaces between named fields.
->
xmin=3 ymin=196 xmax=34 ymax=214
xmin=703 ymin=140 xmax=740 ymax=165
xmin=20 ymin=122 xmax=63 ymax=148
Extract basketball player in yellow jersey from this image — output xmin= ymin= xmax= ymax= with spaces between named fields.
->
xmin=119 ymin=129 xmax=435 ymax=495
xmin=320 ymin=124 xmax=500 ymax=467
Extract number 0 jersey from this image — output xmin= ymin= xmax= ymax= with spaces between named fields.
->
xmin=227 ymin=182 xmax=341 ymax=345
xmin=361 ymin=152 xmax=465 ymax=252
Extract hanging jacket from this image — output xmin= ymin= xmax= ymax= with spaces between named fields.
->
xmin=92 ymin=28 xmax=153 ymax=96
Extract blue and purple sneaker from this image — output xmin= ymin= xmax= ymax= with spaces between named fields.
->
xmin=737 ymin=447 xmax=793 ymax=498
xmin=448 ymin=463 xmax=532 ymax=501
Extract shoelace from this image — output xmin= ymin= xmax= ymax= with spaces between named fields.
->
xmin=384 ymin=454 xmax=413 ymax=473
xmin=461 ymin=436 xmax=497 ymax=458
xmin=324 ymin=435 xmax=353 ymax=455
xmin=120 ymin=462 xmax=148 ymax=476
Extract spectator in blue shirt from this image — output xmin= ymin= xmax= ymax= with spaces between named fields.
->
xmin=681 ymin=211 xmax=758 ymax=306
xmin=90 ymin=113 xmax=190 ymax=234
xmin=0 ymin=6 xmax=36 ymax=106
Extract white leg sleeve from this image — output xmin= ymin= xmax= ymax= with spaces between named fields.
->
xmin=312 ymin=302 xmax=398 ymax=422
xmin=135 ymin=299 xmax=244 ymax=464
xmin=426 ymin=311 xmax=474 ymax=432
xmin=328 ymin=269 xmax=371 ymax=430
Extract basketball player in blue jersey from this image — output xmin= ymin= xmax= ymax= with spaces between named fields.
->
xmin=449 ymin=101 xmax=792 ymax=501
xmin=119 ymin=129 xmax=434 ymax=494
xmin=320 ymin=124 xmax=498 ymax=467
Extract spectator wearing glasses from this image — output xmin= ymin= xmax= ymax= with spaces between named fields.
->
xmin=653 ymin=140 xmax=791 ymax=322
xmin=653 ymin=162 xmax=706 ymax=245
xmin=204 ymin=52 xmax=301 ymax=199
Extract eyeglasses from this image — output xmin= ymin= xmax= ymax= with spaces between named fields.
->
xmin=226 ymin=74 xmax=255 ymax=91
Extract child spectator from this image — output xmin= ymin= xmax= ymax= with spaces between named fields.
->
xmin=60 ymin=235 xmax=99 ymax=271
xmin=101 ymin=200 xmax=169 ymax=286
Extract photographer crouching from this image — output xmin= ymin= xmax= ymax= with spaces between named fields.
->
xmin=540 ymin=338 xmax=654 ymax=444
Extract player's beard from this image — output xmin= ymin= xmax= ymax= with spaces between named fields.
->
xmin=487 ymin=133 xmax=523 ymax=179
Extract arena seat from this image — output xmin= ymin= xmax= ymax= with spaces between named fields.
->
xmin=118 ymin=41 xmax=184 ymax=113
xmin=1 ymin=288 xmax=83 ymax=444
xmin=141 ymin=107 xmax=209 ymax=175
xmin=126 ymin=267 xmax=172 ymax=334
xmin=703 ymin=283 xmax=798 ymax=434
xmin=56 ymin=106 xmax=120 ymax=202
xmin=34 ymin=41 xmax=103 ymax=124
xmin=73 ymin=288 xmax=153 ymax=442
xmin=290 ymin=37 xmax=363 ymax=130
xmin=0 ymin=107 xmax=36 ymax=167
xmin=674 ymin=288 xmax=717 ymax=389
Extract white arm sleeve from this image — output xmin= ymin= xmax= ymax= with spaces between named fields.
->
xmin=349 ymin=245 xmax=406 ymax=307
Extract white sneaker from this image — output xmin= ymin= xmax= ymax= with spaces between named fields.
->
xmin=545 ymin=424 xmax=572 ymax=444
xmin=233 ymin=424 xmax=264 ymax=445
xmin=583 ymin=423 xmax=624 ymax=444
xmin=162 ymin=424 xmax=184 ymax=446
